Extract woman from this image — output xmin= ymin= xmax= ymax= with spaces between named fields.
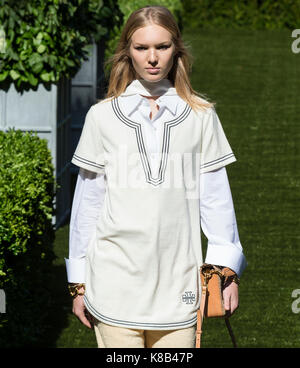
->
xmin=65 ymin=5 xmax=247 ymax=348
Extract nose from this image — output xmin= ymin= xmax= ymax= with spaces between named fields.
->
xmin=147 ymin=48 xmax=158 ymax=65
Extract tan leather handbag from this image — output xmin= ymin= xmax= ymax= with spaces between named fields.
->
xmin=195 ymin=264 xmax=238 ymax=348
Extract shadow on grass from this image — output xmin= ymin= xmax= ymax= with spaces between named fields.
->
xmin=38 ymin=263 xmax=73 ymax=348
xmin=0 ymin=219 xmax=93 ymax=348
xmin=39 ymin=222 xmax=97 ymax=348
xmin=0 ymin=250 xmax=72 ymax=348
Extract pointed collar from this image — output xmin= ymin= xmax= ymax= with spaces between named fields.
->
xmin=119 ymin=78 xmax=178 ymax=116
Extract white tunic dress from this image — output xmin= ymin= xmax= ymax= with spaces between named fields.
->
xmin=70 ymin=79 xmax=246 ymax=330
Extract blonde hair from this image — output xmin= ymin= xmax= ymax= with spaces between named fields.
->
xmin=103 ymin=5 xmax=215 ymax=112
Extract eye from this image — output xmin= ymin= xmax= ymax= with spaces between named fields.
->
xmin=134 ymin=45 xmax=171 ymax=51
xmin=158 ymin=45 xmax=170 ymax=50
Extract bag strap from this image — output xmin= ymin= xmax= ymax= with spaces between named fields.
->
xmin=225 ymin=317 xmax=237 ymax=348
xmin=195 ymin=283 xmax=207 ymax=348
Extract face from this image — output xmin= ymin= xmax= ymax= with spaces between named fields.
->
xmin=129 ymin=24 xmax=176 ymax=82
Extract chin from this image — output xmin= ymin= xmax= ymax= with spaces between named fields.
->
xmin=141 ymin=74 xmax=165 ymax=82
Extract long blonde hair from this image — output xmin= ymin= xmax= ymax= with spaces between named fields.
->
xmin=104 ymin=5 xmax=215 ymax=112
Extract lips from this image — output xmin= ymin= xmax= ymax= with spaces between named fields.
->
xmin=146 ymin=68 xmax=160 ymax=72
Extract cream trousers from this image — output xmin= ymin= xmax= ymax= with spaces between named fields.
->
xmin=94 ymin=321 xmax=196 ymax=348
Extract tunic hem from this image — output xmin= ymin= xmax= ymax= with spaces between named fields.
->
xmin=84 ymin=295 xmax=197 ymax=331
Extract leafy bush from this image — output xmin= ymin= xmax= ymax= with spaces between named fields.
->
xmin=117 ymin=0 xmax=183 ymax=24
xmin=181 ymin=0 xmax=300 ymax=30
xmin=0 ymin=0 xmax=121 ymax=91
xmin=0 ymin=129 xmax=56 ymax=347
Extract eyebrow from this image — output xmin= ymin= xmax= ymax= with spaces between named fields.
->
xmin=133 ymin=41 xmax=171 ymax=46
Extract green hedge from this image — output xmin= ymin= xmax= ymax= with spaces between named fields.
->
xmin=181 ymin=0 xmax=300 ymax=30
xmin=0 ymin=0 xmax=121 ymax=91
xmin=117 ymin=0 xmax=183 ymax=24
xmin=0 ymin=129 xmax=56 ymax=347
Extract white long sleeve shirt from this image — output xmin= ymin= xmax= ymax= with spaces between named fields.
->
xmin=66 ymin=91 xmax=246 ymax=283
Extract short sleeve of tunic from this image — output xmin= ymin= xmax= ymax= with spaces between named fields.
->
xmin=200 ymin=106 xmax=237 ymax=173
xmin=71 ymin=105 xmax=105 ymax=174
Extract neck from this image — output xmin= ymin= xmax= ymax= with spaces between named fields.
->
xmin=121 ymin=77 xmax=176 ymax=98
xmin=137 ymin=78 xmax=172 ymax=97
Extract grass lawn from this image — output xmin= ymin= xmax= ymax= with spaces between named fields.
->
xmin=50 ymin=27 xmax=300 ymax=348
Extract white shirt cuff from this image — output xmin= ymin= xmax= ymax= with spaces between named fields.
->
xmin=65 ymin=257 xmax=86 ymax=283
xmin=204 ymin=245 xmax=247 ymax=277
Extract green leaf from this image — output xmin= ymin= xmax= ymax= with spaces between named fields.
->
xmin=36 ymin=32 xmax=43 ymax=40
xmin=31 ymin=62 xmax=43 ymax=74
xmin=10 ymin=70 xmax=20 ymax=80
xmin=0 ymin=70 xmax=9 ymax=82
xmin=33 ymin=37 xmax=42 ymax=47
xmin=48 ymin=54 xmax=58 ymax=67
xmin=28 ymin=53 xmax=43 ymax=67
xmin=64 ymin=58 xmax=75 ymax=67
xmin=40 ymin=72 xmax=51 ymax=82
xmin=20 ymin=50 xmax=28 ymax=61
xmin=37 ymin=44 xmax=46 ymax=53
xmin=27 ymin=73 xmax=38 ymax=86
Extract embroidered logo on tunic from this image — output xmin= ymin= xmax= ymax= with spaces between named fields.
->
xmin=182 ymin=291 xmax=195 ymax=304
